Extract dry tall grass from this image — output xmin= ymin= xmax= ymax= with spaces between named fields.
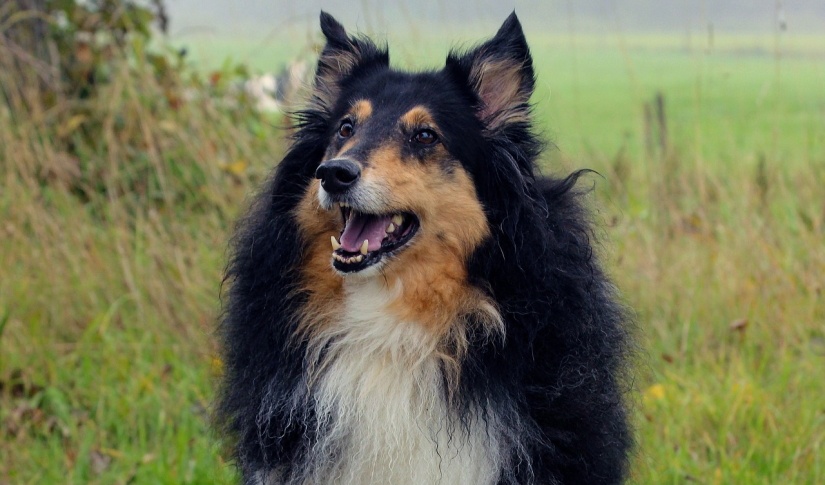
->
xmin=0 ymin=34 xmax=283 ymax=480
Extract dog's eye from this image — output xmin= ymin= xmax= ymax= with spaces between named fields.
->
xmin=338 ymin=121 xmax=354 ymax=138
xmin=412 ymin=129 xmax=438 ymax=145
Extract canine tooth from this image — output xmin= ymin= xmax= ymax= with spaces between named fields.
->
xmin=331 ymin=236 xmax=341 ymax=251
xmin=386 ymin=222 xmax=396 ymax=233
xmin=354 ymin=254 xmax=364 ymax=262
xmin=392 ymin=215 xmax=403 ymax=226
xmin=360 ymin=239 xmax=369 ymax=255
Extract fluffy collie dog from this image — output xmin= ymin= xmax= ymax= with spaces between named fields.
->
xmin=218 ymin=11 xmax=632 ymax=485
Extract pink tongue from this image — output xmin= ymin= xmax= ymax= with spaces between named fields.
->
xmin=340 ymin=214 xmax=391 ymax=252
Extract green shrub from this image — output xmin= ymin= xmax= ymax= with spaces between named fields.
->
xmin=0 ymin=0 xmax=263 ymax=210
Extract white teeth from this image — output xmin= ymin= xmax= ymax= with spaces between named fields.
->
xmin=331 ymin=236 xmax=341 ymax=251
xmin=340 ymin=202 xmax=350 ymax=208
xmin=392 ymin=215 xmax=403 ymax=226
xmin=360 ymin=239 xmax=369 ymax=255
xmin=386 ymin=222 xmax=396 ymax=233
xmin=332 ymin=252 xmax=365 ymax=264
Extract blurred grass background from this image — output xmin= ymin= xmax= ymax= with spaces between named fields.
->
xmin=1 ymin=1 xmax=823 ymax=484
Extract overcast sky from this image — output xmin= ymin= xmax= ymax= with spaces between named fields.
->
xmin=164 ymin=0 xmax=825 ymax=38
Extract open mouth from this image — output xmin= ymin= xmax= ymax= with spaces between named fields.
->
xmin=329 ymin=204 xmax=419 ymax=273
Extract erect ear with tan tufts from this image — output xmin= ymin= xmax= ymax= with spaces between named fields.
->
xmin=445 ymin=12 xmax=535 ymax=130
xmin=312 ymin=12 xmax=388 ymax=109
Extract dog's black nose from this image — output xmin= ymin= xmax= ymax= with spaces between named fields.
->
xmin=315 ymin=159 xmax=361 ymax=194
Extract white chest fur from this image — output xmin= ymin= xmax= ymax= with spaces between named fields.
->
xmin=289 ymin=279 xmax=502 ymax=485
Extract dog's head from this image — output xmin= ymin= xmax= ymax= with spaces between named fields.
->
xmin=297 ymin=12 xmax=536 ymax=279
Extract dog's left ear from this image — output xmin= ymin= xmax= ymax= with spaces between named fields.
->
xmin=312 ymin=12 xmax=388 ymax=109
xmin=446 ymin=12 xmax=534 ymax=130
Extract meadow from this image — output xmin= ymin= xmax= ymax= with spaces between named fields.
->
xmin=1 ymin=24 xmax=824 ymax=484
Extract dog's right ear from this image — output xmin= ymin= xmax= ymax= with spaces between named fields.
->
xmin=312 ymin=12 xmax=388 ymax=109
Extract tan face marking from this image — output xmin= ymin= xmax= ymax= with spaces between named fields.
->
xmin=400 ymin=105 xmax=437 ymax=131
xmin=351 ymin=99 xmax=373 ymax=121
xmin=294 ymin=181 xmax=345 ymax=335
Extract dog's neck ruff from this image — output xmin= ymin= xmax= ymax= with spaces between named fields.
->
xmin=264 ymin=278 xmax=503 ymax=485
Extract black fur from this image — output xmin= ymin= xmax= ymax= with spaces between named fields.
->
xmin=217 ymin=11 xmax=632 ymax=484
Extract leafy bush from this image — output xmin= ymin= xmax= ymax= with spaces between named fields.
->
xmin=2 ymin=1 xmax=173 ymax=108
xmin=0 ymin=0 xmax=264 ymax=209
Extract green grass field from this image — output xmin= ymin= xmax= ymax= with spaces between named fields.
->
xmin=1 ymin=28 xmax=823 ymax=484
